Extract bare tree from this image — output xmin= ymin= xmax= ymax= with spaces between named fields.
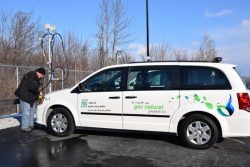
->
xmin=0 ymin=11 xmax=42 ymax=65
xmin=151 ymin=43 xmax=171 ymax=61
xmin=63 ymin=32 xmax=89 ymax=71
xmin=95 ymin=0 xmax=132 ymax=67
xmin=150 ymin=45 xmax=193 ymax=61
xmin=11 ymin=11 xmax=41 ymax=64
xmin=172 ymin=48 xmax=189 ymax=61
xmin=195 ymin=33 xmax=217 ymax=61
xmin=95 ymin=0 xmax=109 ymax=68
xmin=0 ymin=11 xmax=13 ymax=64
xmin=114 ymin=50 xmax=134 ymax=64
xmin=89 ymin=49 xmax=104 ymax=71
xmin=111 ymin=0 xmax=131 ymax=63
xmin=104 ymin=0 xmax=110 ymax=55
xmin=118 ymin=53 xmax=134 ymax=64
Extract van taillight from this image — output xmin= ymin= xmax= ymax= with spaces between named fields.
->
xmin=237 ymin=93 xmax=250 ymax=112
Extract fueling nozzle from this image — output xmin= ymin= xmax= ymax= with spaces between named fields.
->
xmin=38 ymin=92 xmax=45 ymax=104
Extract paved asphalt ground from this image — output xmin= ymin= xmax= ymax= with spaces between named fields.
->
xmin=0 ymin=126 xmax=250 ymax=167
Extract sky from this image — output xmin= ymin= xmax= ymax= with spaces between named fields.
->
xmin=0 ymin=0 xmax=250 ymax=76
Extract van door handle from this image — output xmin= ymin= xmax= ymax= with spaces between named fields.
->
xmin=109 ymin=96 xmax=120 ymax=99
xmin=125 ymin=96 xmax=137 ymax=99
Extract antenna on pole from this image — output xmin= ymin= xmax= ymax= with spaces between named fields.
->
xmin=146 ymin=0 xmax=151 ymax=62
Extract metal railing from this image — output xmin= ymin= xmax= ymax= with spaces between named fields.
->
xmin=0 ymin=64 xmax=92 ymax=116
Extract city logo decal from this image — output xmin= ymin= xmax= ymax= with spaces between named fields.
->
xmin=81 ymin=99 xmax=88 ymax=108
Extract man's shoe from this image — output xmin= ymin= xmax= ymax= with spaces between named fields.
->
xmin=29 ymin=126 xmax=34 ymax=129
xmin=21 ymin=128 xmax=32 ymax=132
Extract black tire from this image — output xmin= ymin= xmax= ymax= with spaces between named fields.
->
xmin=179 ymin=114 xmax=218 ymax=149
xmin=217 ymin=137 xmax=225 ymax=143
xmin=47 ymin=108 xmax=75 ymax=137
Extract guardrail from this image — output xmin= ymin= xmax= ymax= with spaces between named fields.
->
xmin=0 ymin=99 xmax=19 ymax=105
xmin=0 ymin=99 xmax=20 ymax=119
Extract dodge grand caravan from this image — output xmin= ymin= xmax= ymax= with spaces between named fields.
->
xmin=36 ymin=58 xmax=250 ymax=149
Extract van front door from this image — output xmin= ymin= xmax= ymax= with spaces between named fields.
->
xmin=77 ymin=68 xmax=124 ymax=129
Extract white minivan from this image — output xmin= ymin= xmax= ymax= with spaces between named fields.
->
xmin=36 ymin=58 xmax=250 ymax=149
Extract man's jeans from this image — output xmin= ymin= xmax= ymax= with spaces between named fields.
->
xmin=20 ymin=100 xmax=35 ymax=129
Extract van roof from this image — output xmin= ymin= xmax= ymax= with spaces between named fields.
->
xmin=129 ymin=57 xmax=223 ymax=64
xmin=103 ymin=61 xmax=236 ymax=69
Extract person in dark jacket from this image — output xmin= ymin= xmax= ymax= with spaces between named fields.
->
xmin=15 ymin=68 xmax=46 ymax=131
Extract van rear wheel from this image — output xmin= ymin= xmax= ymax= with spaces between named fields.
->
xmin=47 ymin=108 xmax=75 ymax=137
xmin=179 ymin=114 xmax=218 ymax=149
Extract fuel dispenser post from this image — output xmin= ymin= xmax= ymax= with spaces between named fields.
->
xmin=40 ymin=24 xmax=69 ymax=94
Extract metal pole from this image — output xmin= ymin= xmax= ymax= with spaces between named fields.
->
xmin=16 ymin=66 xmax=19 ymax=89
xmin=62 ymin=69 xmax=64 ymax=90
xmin=146 ymin=0 xmax=150 ymax=61
xmin=48 ymin=32 xmax=52 ymax=92
xmin=16 ymin=66 xmax=19 ymax=113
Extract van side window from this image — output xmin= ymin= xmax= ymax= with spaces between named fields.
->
xmin=181 ymin=66 xmax=231 ymax=90
xmin=126 ymin=69 xmax=143 ymax=90
xmin=127 ymin=67 xmax=174 ymax=91
xmin=83 ymin=69 xmax=122 ymax=92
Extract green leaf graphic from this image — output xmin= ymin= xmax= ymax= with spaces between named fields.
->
xmin=194 ymin=94 xmax=200 ymax=102
xmin=205 ymin=102 xmax=213 ymax=109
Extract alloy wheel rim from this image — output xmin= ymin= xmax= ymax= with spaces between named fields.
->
xmin=51 ymin=113 xmax=68 ymax=133
xmin=186 ymin=121 xmax=211 ymax=145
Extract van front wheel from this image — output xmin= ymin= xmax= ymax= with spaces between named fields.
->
xmin=179 ymin=114 xmax=218 ymax=149
xmin=47 ymin=108 xmax=75 ymax=137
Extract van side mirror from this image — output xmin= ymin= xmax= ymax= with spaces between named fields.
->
xmin=78 ymin=82 xmax=85 ymax=92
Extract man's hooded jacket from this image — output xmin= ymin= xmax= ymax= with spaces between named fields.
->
xmin=15 ymin=71 xmax=41 ymax=107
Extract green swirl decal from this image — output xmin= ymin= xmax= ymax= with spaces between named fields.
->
xmin=168 ymin=94 xmax=235 ymax=117
xmin=216 ymin=104 xmax=229 ymax=117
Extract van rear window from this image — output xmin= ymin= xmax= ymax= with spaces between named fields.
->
xmin=234 ymin=67 xmax=248 ymax=89
xmin=181 ymin=66 xmax=231 ymax=90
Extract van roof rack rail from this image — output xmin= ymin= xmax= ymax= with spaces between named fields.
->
xmin=129 ymin=57 xmax=222 ymax=64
